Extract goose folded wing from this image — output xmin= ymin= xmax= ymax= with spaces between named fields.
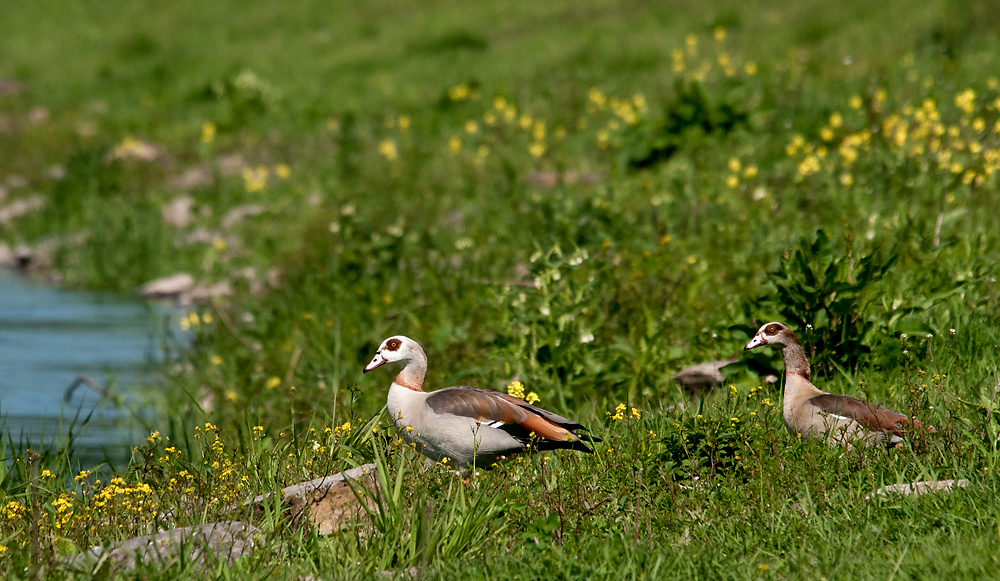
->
xmin=807 ymin=393 xmax=912 ymax=434
xmin=425 ymin=387 xmax=590 ymax=443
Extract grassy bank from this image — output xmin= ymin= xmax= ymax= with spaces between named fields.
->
xmin=2 ymin=0 xmax=1000 ymax=578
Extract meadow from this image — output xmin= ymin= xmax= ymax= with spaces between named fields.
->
xmin=2 ymin=0 xmax=1000 ymax=578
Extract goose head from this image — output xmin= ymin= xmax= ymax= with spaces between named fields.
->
xmin=363 ymin=335 xmax=424 ymax=373
xmin=744 ymin=322 xmax=798 ymax=351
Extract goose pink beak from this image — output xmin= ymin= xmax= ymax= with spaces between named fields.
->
xmin=745 ymin=334 xmax=767 ymax=351
xmin=363 ymin=352 xmax=387 ymax=373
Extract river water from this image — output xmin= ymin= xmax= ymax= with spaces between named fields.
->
xmin=0 ymin=269 xmax=183 ymax=469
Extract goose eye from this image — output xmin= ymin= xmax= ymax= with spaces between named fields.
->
xmin=765 ymin=325 xmax=778 ymax=335
xmin=385 ymin=338 xmax=402 ymax=351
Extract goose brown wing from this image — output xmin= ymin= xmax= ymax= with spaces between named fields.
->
xmin=807 ymin=393 xmax=911 ymax=434
xmin=425 ymin=386 xmax=589 ymax=442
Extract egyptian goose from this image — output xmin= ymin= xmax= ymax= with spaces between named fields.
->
xmin=744 ymin=322 xmax=929 ymax=446
xmin=363 ymin=335 xmax=598 ymax=467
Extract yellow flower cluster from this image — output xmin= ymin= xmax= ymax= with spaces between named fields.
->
xmin=788 ymin=85 xmax=1000 ymax=188
xmin=2 ymin=500 xmax=25 ymax=521
xmin=241 ymin=165 xmax=269 ymax=192
xmin=180 ymin=311 xmax=212 ymax=331
xmin=609 ymin=403 xmax=639 ymax=421
xmin=506 ymin=381 xmax=540 ymax=404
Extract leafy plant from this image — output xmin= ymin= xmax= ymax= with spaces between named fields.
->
xmin=616 ymin=79 xmax=749 ymax=169
xmin=739 ymin=230 xmax=896 ymax=377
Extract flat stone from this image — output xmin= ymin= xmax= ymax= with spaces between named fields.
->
xmin=137 ymin=272 xmax=195 ymax=299
xmin=246 ymin=465 xmax=377 ymax=535
xmin=61 ymin=521 xmax=261 ymax=571
xmin=865 ymin=479 xmax=970 ymax=500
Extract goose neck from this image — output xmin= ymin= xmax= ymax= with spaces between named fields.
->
xmin=394 ymin=350 xmax=427 ymax=392
xmin=780 ymin=340 xmax=811 ymax=381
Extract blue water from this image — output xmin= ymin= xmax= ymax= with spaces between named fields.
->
xmin=0 ymin=269 xmax=184 ymax=468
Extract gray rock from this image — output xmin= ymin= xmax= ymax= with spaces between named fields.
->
xmin=246 ymin=465 xmax=377 ymax=535
xmin=865 ymin=479 xmax=970 ymax=500
xmin=62 ymin=521 xmax=261 ymax=571
xmin=138 ymin=272 xmax=195 ymax=299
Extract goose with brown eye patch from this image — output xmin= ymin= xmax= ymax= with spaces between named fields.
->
xmin=744 ymin=321 xmax=934 ymax=447
xmin=362 ymin=334 xmax=600 ymax=468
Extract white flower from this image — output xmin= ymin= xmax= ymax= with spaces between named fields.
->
xmin=580 ymin=333 xmax=595 ymax=344
xmin=900 ymin=333 xmax=908 ymax=340
xmin=926 ymin=334 xmax=933 ymax=339
xmin=540 ymin=306 xmax=550 ymax=316
xmin=950 ymin=328 xmax=956 ymax=335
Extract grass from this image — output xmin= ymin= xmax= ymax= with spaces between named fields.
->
xmin=2 ymin=0 xmax=1000 ymax=578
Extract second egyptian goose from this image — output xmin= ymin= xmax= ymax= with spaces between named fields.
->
xmin=363 ymin=335 xmax=598 ymax=467
xmin=744 ymin=322 xmax=929 ymax=446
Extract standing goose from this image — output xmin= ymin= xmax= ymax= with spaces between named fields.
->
xmin=744 ymin=322 xmax=930 ymax=446
xmin=363 ymin=335 xmax=598 ymax=467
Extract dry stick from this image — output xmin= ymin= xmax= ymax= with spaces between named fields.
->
xmin=212 ymin=301 xmax=255 ymax=352
xmin=933 ymin=211 xmax=944 ymax=247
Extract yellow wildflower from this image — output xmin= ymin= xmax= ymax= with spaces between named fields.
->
xmin=201 ymin=122 xmax=216 ymax=144
xmin=507 ymin=381 xmax=526 ymax=399
xmin=448 ymin=84 xmax=470 ymax=101
xmin=266 ymin=376 xmax=281 ymax=389
xmin=377 ymin=139 xmax=398 ymax=161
